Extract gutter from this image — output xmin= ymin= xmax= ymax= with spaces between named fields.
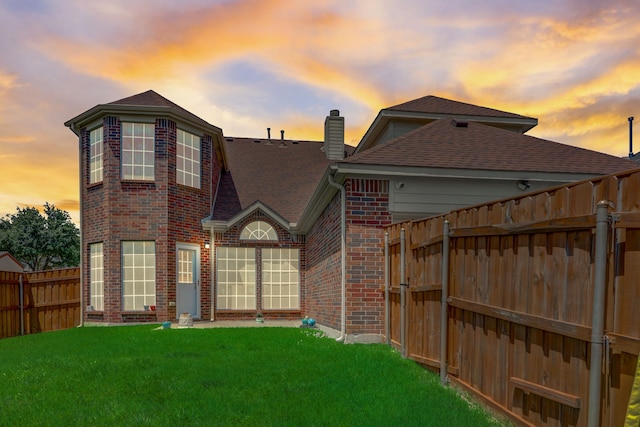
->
xmin=73 ymin=123 xmax=84 ymax=327
xmin=327 ymin=171 xmax=346 ymax=343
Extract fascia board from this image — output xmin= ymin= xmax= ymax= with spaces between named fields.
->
xmin=64 ymin=104 xmax=223 ymax=137
xmin=295 ymin=166 xmax=342 ymax=234
xmin=333 ymin=162 xmax=597 ymax=183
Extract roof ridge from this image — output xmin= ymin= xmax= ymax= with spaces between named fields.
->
xmin=386 ymin=95 xmax=536 ymax=120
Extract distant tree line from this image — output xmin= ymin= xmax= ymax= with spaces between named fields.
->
xmin=0 ymin=203 xmax=80 ymax=271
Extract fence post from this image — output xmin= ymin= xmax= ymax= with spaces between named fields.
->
xmin=400 ymin=228 xmax=406 ymax=358
xmin=19 ymin=274 xmax=24 ymax=336
xmin=587 ymin=200 xmax=610 ymax=427
xmin=440 ymin=220 xmax=450 ymax=385
xmin=384 ymin=232 xmax=390 ymax=345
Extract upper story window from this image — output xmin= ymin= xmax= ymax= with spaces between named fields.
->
xmin=177 ymin=129 xmax=201 ymax=188
xmin=122 ymin=122 xmax=154 ymax=181
xmin=89 ymin=127 xmax=103 ymax=184
xmin=240 ymin=221 xmax=277 ymax=241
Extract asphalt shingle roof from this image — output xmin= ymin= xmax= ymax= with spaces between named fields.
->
xmin=386 ymin=95 xmax=535 ymax=120
xmin=343 ymin=119 xmax=639 ymax=175
xmin=213 ymin=138 xmax=337 ymax=223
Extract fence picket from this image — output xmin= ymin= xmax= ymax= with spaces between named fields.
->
xmin=0 ymin=268 xmax=80 ymax=339
xmin=385 ymin=169 xmax=640 ymax=426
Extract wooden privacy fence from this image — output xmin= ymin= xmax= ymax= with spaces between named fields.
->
xmin=0 ymin=268 xmax=80 ymax=339
xmin=385 ymin=170 xmax=640 ymax=427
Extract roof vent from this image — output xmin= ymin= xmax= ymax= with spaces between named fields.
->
xmin=451 ymin=119 xmax=468 ymax=128
xmin=265 ymin=128 xmax=273 ymax=145
xmin=279 ymin=130 xmax=287 ymax=148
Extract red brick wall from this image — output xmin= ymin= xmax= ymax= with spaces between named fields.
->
xmin=305 ymin=179 xmax=391 ymax=335
xmin=344 ymin=178 xmax=392 ymax=335
xmin=80 ymin=116 xmax=218 ymax=323
xmin=213 ymin=210 xmax=305 ymax=321
xmin=305 ymin=193 xmax=342 ymax=330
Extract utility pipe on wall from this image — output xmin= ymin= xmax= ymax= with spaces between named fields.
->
xmin=328 ymin=172 xmax=346 ymax=343
xmin=440 ymin=220 xmax=450 ymax=385
xmin=587 ymin=201 xmax=610 ymax=427
xmin=384 ymin=232 xmax=390 ymax=345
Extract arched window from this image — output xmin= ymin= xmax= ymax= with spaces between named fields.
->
xmin=240 ymin=221 xmax=277 ymax=241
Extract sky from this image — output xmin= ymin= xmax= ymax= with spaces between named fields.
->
xmin=1 ymin=0 xmax=639 ymax=225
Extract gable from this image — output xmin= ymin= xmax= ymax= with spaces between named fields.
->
xmin=355 ymin=95 xmax=539 ymax=154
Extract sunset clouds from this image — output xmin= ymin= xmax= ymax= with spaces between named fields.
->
xmin=1 ymin=0 xmax=639 ymax=223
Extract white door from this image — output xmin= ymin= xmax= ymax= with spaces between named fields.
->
xmin=176 ymin=243 xmax=200 ymax=319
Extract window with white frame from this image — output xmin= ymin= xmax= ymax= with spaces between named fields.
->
xmin=216 ymin=247 xmax=256 ymax=310
xmin=121 ymin=122 xmax=154 ymax=180
xmin=89 ymin=243 xmax=104 ymax=310
xmin=177 ymin=129 xmax=201 ymax=188
xmin=262 ymin=248 xmax=299 ymax=309
xmin=89 ymin=127 xmax=103 ymax=184
xmin=122 ymin=241 xmax=156 ymax=310
xmin=240 ymin=221 xmax=277 ymax=241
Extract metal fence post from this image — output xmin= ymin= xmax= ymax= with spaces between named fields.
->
xmin=587 ymin=201 xmax=610 ymax=427
xmin=400 ymin=228 xmax=406 ymax=358
xmin=440 ymin=220 xmax=450 ymax=384
xmin=384 ymin=232 xmax=390 ymax=345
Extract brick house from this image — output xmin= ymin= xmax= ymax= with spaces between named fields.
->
xmin=65 ymin=91 xmax=638 ymax=341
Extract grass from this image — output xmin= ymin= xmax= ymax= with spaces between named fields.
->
xmin=0 ymin=326 xmax=502 ymax=426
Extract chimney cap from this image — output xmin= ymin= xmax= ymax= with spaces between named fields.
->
xmin=329 ymin=109 xmax=340 ymax=117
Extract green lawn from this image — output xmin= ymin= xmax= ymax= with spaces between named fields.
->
xmin=0 ymin=326 xmax=502 ymax=426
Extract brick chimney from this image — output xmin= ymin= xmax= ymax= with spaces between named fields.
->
xmin=324 ymin=109 xmax=344 ymax=160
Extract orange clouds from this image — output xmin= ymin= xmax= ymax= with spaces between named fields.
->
xmin=2 ymin=0 xmax=640 ymax=225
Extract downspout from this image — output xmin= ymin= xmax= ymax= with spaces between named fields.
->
xmin=74 ymin=123 xmax=84 ymax=327
xmin=384 ymin=232 xmax=390 ymax=345
xmin=209 ymin=226 xmax=216 ymax=322
xmin=327 ymin=172 xmax=346 ymax=343
xmin=440 ymin=220 xmax=450 ymax=384
xmin=587 ymin=201 xmax=610 ymax=427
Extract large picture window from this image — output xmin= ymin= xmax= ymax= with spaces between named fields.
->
xmin=177 ymin=129 xmax=201 ymax=188
xmin=262 ymin=248 xmax=299 ymax=310
xmin=89 ymin=127 xmax=103 ymax=184
xmin=122 ymin=122 xmax=154 ymax=180
xmin=122 ymin=241 xmax=156 ymax=311
xmin=89 ymin=243 xmax=104 ymax=311
xmin=216 ymin=247 xmax=256 ymax=310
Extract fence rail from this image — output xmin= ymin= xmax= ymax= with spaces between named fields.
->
xmin=385 ymin=170 xmax=640 ymax=427
xmin=0 ymin=268 xmax=80 ymax=339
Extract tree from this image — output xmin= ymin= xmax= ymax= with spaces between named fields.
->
xmin=0 ymin=203 xmax=80 ymax=271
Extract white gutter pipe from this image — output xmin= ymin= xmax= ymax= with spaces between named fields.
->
xmin=327 ymin=172 xmax=346 ymax=343
xmin=73 ymin=123 xmax=84 ymax=327
xmin=209 ymin=225 xmax=216 ymax=322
